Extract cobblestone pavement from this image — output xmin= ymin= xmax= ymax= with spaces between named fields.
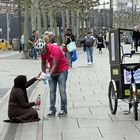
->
xmin=1 ymin=48 xmax=140 ymax=140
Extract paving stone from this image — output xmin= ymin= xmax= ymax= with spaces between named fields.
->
xmin=1 ymin=48 xmax=140 ymax=140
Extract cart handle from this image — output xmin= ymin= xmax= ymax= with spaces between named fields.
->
xmin=122 ymin=53 xmax=132 ymax=63
xmin=123 ymin=63 xmax=140 ymax=72
xmin=122 ymin=51 xmax=140 ymax=63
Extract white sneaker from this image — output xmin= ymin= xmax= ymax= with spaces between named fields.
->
xmin=87 ymin=62 xmax=91 ymax=65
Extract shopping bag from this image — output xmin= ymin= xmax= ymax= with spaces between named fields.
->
xmin=71 ymin=51 xmax=78 ymax=62
xmin=39 ymin=72 xmax=50 ymax=84
xmin=67 ymin=39 xmax=77 ymax=52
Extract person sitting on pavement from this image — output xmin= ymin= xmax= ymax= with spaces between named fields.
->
xmin=7 ymin=74 xmax=41 ymax=123
xmin=40 ymin=34 xmax=69 ymax=117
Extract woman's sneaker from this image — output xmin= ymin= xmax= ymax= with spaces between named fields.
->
xmin=47 ymin=110 xmax=56 ymax=116
xmin=58 ymin=110 xmax=67 ymax=117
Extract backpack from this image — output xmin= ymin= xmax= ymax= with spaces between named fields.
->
xmin=84 ymin=35 xmax=93 ymax=47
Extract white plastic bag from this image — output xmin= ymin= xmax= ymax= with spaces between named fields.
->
xmin=67 ymin=39 xmax=77 ymax=52
xmin=39 ymin=72 xmax=50 ymax=84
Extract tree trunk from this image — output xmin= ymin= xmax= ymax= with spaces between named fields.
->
xmin=61 ymin=10 xmax=65 ymax=43
xmin=35 ymin=0 xmax=42 ymax=38
xmin=18 ymin=0 xmax=22 ymax=43
xmin=66 ymin=9 xmax=70 ymax=28
xmin=53 ymin=14 xmax=59 ymax=44
xmin=42 ymin=7 xmax=48 ymax=32
xmin=6 ymin=12 xmax=10 ymax=42
xmin=80 ymin=18 xmax=84 ymax=37
xmin=71 ymin=10 xmax=76 ymax=36
xmin=76 ymin=10 xmax=80 ymax=39
xmin=23 ymin=0 xmax=30 ymax=58
xmin=31 ymin=0 xmax=37 ymax=31
xmin=49 ymin=8 xmax=53 ymax=32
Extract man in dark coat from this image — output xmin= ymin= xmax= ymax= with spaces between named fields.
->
xmin=7 ymin=75 xmax=40 ymax=123
xmin=132 ymin=26 xmax=140 ymax=52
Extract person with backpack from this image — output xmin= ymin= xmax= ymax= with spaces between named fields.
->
xmin=83 ymin=32 xmax=95 ymax=65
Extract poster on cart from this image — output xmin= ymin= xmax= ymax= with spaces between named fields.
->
xmin=111 ymin=33 xmax=115 ymax=61
xmin=124 ymin=69 xmax=140 ymax=84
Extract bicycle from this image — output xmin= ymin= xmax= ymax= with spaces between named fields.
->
xmin=27 ymin=40 xmax=45 ymax=59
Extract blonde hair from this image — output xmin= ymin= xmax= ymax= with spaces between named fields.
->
xmin=43 ymin=34 xmax=51 ymax=43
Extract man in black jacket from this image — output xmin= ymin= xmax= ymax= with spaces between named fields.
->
xmin=132 ymin=26 xmax=140 ymax=52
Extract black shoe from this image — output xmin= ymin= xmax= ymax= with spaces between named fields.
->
xmin=47 ymin=110 xmax=56 ymax=116
xmin=58 ymin=110 xmax=67 ymax=117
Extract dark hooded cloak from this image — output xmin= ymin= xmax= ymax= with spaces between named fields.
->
xmin=7 ymin=75 xmax=40 ymax=123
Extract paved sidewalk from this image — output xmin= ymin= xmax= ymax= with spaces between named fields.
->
xmin=0 ymin=50 xmax=20 ymax=58
xmin=0 ymin=48 xmax=140 ymax=140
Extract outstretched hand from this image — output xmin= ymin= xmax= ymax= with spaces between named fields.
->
xmin=36 ymin=72 xmax=42 ymax=80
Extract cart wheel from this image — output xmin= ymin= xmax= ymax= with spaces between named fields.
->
xmin=133 ymin=102 xmax=138 ymax=121
xmin=108 ymin=81 xmax=118 ymax=114
xmin=27 ymin=49 xmax=34 ymax=59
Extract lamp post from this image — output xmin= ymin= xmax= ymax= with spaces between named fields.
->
xmin=110 ymin=0 xmax=113 ymax=28
xmin=18 ymin=0 xmax=21 ymax=43
xmin=131 ymin=0 xmax=134 ymax=27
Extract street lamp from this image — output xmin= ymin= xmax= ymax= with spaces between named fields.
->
xmin=131 ymin=0 xmax=134 ymax=27
xmin=110 ymin=0 xmax=113 ymax=28
xmin=17 ymin=0 xmax=21 ymax=45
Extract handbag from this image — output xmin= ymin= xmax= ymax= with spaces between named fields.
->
xmin=71 ymin=51 xmax=78 ymax=62
xmin=67 ymin=38 xmax=77 ymax=52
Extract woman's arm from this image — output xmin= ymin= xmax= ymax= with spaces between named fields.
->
xmin=25 ymin=77 xmax=37 ymax=88
xmin=41 ymin=57 xmax=46 ymax=73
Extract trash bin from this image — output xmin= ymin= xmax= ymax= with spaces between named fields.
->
xmin=12 ymin=38 xmax=19 ymax=51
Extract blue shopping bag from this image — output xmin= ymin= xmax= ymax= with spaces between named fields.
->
xmin=71 ymin=51 xmax=78 ymax=62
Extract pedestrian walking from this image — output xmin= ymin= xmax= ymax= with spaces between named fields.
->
xmin=97 ymin=34 xmax=105 ymax=53
xmin=41 ymin=34 xmax=69 ymax=117
xmin=104 ymin=29 xmax=110 ymax=48
xmin=83 ymin=31 xmax=95 ymax=65
xmin=132 ymin=26 xmax=140 ymax=52
xmin=63 ymin=28 xmax=76 ymax=68
xmin=20 ymin=34 xmax=24 ymax=51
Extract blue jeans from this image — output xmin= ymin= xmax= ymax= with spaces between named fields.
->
xmin=48 ymin=71 xmax=68 ymax=112
xmin=30 ymin=45 xmax=37 ymax=59
xmin=66 ymin=51 xmax=72 ymax=67
xmin=86 ymin=47 xmax=93 ymax=63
